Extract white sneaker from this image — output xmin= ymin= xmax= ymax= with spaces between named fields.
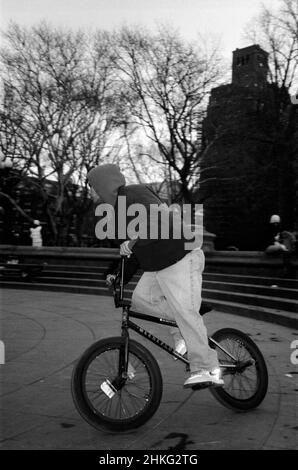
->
xmin=183 ymin=368 xmax=224 ymax=388
xmin=209 ymin=368 xmax=225 ymax=386
xmin=173 ymin=339 xmax=187 ymax=360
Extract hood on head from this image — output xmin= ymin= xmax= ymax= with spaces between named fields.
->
xmin=87 ymin=164 xmax=126 ymax=206
xmin=270 ymin=214 xmax=280 ymax=224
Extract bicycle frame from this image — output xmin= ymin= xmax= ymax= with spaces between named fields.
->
xmin=113 ymin=257 xmax=252 ymax=375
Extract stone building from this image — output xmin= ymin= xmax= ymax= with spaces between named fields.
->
xmin=199 ymin=44 xmax=297 ymax=250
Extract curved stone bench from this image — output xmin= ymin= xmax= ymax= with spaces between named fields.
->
xmin=1 ymin=245 xmax=297 ymax=328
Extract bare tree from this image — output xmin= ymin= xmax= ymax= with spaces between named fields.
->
xmin=112 ymin=25 xmax=224 ymax=203
xmin=0 ymin=23 xmax=121 ymax=244
xmin=244 ymin=0 xmax=298 ymax=226
xmin=246 ymin=0 xmax=298 ymax=90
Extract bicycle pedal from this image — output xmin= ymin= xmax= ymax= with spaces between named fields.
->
xmin=191 ymin=381 xmax=212 ymax=390
xmin=210 ymin=382 xmax=225 ymax=388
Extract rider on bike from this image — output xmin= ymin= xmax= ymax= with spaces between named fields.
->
xmin=87 ymin=163 xmax=224 ymax=388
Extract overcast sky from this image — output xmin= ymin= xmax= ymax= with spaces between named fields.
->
xmin=0 ymin=0 xmax=281 ymax=59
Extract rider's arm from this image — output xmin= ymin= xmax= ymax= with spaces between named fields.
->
xmin=123 ymin=253 xmax=140 ymax=284
xmin=106 ymin=253 xmax=140 ymax=286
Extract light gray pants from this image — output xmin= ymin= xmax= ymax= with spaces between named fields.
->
xmin=131 ymin=249 xmax=219 ymax=373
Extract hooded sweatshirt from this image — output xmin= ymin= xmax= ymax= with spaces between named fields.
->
xmin=87 ymin=164 xmax=126 ymax=207
xmin=87 ymin=164 xmax=193 ymax=272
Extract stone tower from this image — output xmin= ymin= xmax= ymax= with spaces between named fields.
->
xmin=199 ymin=45 xmax=280 ymax=250
xmin=232 ymin=44 xmax=269 ymax=88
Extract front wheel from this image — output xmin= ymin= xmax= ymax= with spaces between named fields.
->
xmin=209 ymin=328 xmax=268 ymax=411
xmin=71 ymin=337 xmax=163 ymax=431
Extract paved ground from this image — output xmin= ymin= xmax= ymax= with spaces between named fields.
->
xmin=0 ymin=288 xmax=297 ymax=450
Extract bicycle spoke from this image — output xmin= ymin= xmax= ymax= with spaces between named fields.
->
xmin=105 ymin=395 xmax=114 ymax=416
xmin=83 ymin=347 xmax=152 ymax=421
xmin=215 ymin=336 xmax=260 ymax=400
xmin=123 ymin=388 xmax=147 ymax=414
xmin=119 ymin=391 xmax=129 ymax=417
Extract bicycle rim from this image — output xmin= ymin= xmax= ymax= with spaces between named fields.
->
xmin=210 ymin=328 xmax=268 ymax=410
xmin=219 ymin=338 xmax=258 ymax=399
xmin=83 ymin=347 xmax=152 ymax=422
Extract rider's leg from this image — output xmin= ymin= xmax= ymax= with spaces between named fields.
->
xmin=156 ymin=249 xmax=219 ymax=374
xmin=131 ymin=271 xmax=184 ymax=346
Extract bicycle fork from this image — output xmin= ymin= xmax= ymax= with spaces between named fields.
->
xmin=109 ymin=307 xmax=131 ymax=392
xmin=121 ymin=307 xmax=130 ymax=379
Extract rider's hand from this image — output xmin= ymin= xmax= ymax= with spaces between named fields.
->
xmin=106 ymin=274 xmax=117 ymax=287
xmin=120 ymin=240 xmax=133 ymax=257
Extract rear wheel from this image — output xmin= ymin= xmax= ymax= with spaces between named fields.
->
xmin=209 ymin=328 xmax=268 ymax=411
xmin=72 ymin=337 xmax=163 ymax=431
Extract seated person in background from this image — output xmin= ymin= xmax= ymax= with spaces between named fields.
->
xmin=265 ymin=215 xmax=288 ymax=254
xmin=265 ymin=214 xmax=297 ymax=277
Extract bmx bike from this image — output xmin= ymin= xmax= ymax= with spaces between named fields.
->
xmin=72 ymin=256 xmax=268 ymax=432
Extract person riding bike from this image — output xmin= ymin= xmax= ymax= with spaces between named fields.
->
xmin=87 ymin=163 xmax=223 ymax=388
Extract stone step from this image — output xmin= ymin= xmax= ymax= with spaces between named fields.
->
xmin=42 ymin=268 xmax=141 ymax=279
xmin=34 ymin=272 xmax=298 ymax=301
xmin=203 ymin=280 xmax=298 ymax=300
xmin=204 ymin=271 xmax=298 ymax=289
xmin=203 ymin=288 xmax=298 ymax=313
xmin=202 ymin=297 xmax=298 ymax=330
xmin=45 ymin=263 xmax=112 ymax=273
xmin=1 ymin=281 xmax=297 ymax=329
xmin=1 ymin=246 xmax=297 ymax=279
xmin=0 ymin=263 xmax=110 ymax=274
xmin=2 ymin=274 xmax=298 ymax=311
xmin=0 ymin=280 xmax=109 ymax=297
xmin=43 ymin=266 xmax=298 ymax=289
xmin=5 ymin=261 xmax=297 ymax=289
xmin=33 ymin=266 xmax=297 ymax=289
xmin=36 ymin=275 xmax=105 ymax=287
xmin=3 ymin=269 xmax=298 ymax=311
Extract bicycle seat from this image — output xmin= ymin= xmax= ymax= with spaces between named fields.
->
xmin=200 ymin=301 xmax=213 ymax=315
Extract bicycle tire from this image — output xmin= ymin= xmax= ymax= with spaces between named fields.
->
xmin=209 ymin=328 xmax=268 ymax=411
xmin=71 ymin=336 xmax=163 ymax=431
